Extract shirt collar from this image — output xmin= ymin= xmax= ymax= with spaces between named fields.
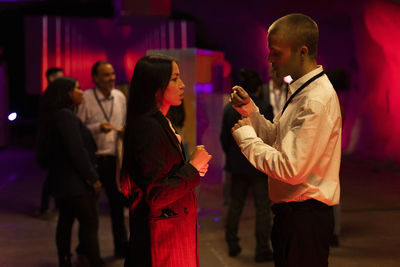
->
xmin=269 ymin=79 xmax=287 ymax=91
xmin=287 ymin=65 xmax=324 ymax=98
xmin=94 ymin=87 xmax=114 ymax=101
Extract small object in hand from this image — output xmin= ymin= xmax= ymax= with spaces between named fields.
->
xmin=230 ymin=86 xmax=250 ymax=107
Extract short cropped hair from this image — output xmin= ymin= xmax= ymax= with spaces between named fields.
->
xmin=268 ymin=13 xmax=319 ymax=59
xmin=46 ymin=67 xmax=63 ymax=80
xmin=91 ymin=60 xmax=111 ymax=77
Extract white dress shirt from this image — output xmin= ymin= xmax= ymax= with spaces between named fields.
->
xmin=77 ymin=88 xmax=126 ymax=156
xmin=269 ymin=80 xmax=287 ymax=118
xmin=232 ymin=66 xmax=341 ymax=205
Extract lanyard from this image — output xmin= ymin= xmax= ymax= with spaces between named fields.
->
xmin=93 ymin=88 xmax=114 ymax=122
xmin=281 ymin=71 xmax=324 ymax=116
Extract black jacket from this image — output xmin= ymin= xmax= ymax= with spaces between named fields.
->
xmin=124 ymin=110 xmax=200 ymax=267
xmin=46 ymin=108 xmax=99 ymax=199
xmin=220 ymin=96 xmax=274 ymax=176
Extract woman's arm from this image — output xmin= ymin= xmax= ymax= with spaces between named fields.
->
xmin=55 ymin=109 xmax=100 ymax=186
xmin=132 ymin=118 xmax=200 ymax=210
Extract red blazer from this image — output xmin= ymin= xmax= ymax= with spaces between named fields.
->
xmin=124 ymin=110 xmax=200 ymax=267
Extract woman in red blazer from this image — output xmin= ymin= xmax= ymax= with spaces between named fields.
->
xmin=121 ymin=54 xmax=212 ymax=267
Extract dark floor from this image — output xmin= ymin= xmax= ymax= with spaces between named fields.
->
xmin=1 ymin=147 xmax=400 ymax=266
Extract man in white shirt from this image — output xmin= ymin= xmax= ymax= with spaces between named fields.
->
xmin=230 ymin=14 xmax=341 ymax=267
xmin=78 ymin=61 xmax=128 ymax=258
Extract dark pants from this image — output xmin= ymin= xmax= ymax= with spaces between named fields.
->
xmin=271 ymin=199 xmax=334 ymax=267
xmin=96 ymin=155 xmax=128 ymax=254
xmin=56 ymin=194 xmax=102 ymax=267
xmin=225 ymin=173 xmax=272 ymax=254
xmin=40 ymin=174 xmax=52 ymax=212
xmin=125 ymin=200 xmax=152 ymax=267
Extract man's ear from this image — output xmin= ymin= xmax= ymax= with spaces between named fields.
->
xmin=300 ymin=46 xmax=309 ymax=57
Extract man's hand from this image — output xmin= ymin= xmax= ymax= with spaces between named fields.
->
xmin=232 ymin=117 xmax=252 ymax=132
xmin=100 ymin=122 xmax=114 ymax=133
xmin=229 ymin=86 xmax=250 ymax=107
xmin=92 ymin=180 xmax=102 ymax=197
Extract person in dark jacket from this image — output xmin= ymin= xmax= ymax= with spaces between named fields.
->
xmin=220 ymin=69 xmax=274 ymax=262
xmin=37 ymin=77 xmax=103 ymax=267
xmin=120 ymin=54 xmax=212 ymax=267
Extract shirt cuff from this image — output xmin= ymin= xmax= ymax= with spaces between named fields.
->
xmin=232 ymin=125 xmax=258 ymax=144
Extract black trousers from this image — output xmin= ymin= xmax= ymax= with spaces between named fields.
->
xmin=56 ymin=194 xmax=102 ymax=266
xmin=96 ymin=155 xmax=128 ymax=253
xmin=40 ymin=173 xmax=52 ymax=212
xmin=271 ymin=199 xmax=334 ymax=267
xmin=225 ymin=172 xmax=272 ymax=254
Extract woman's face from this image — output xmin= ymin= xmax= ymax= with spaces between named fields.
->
xmin=69 ymin=81 xmax=84 ymax=106
xmin=161 ymin=61 xmax=185 ymax=108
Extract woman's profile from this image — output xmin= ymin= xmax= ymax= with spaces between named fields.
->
xmin=121 ymin=54 xmax=211 ymax=267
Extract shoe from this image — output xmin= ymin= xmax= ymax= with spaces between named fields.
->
xmin=74 ymin=254 xmax=90 ymax=267
xmin=228 ymin=243 xmax=241 ymax=257
xmin=255 ymin=249 xmax=274 ymax=262
xmin=114 ymin=249 xmax=126 ymax=259
xmin=330 ymin=234 xmax=340 ymax=247
xmin=59 ymin=254 xmax=72 ymax=267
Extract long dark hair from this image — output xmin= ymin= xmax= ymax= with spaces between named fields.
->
xmin=120 ymin=54 xmax=175 ymax=198
xmin=36 ymin=77 xmax=77 ymax=168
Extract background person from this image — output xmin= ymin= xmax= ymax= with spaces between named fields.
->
xmin=37 ymin=77 xmax=103 ymax=267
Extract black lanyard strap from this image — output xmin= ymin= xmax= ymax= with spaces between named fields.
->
xmin=281 ymin=71 xmax=324 ymax=116
xmin=93 ymin=88 xmax=114 ymax=122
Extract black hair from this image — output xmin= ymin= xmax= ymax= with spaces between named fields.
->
xmin=121 ymin=54 xmax=175 ymax=189
xmin=167 ymin=101 xmax=185 ymax=129
xmin=46 ymin=67 xmax=63 ymax=81
xmin=91 ymin=60 xmax=111 ymax=77
xmin=36 ymin=77 xmax=77 ymax=168
xmin=126 ymin=54 xmax=175 ymax=116
xmin=240 ymin=68 xmax=262 ymax=94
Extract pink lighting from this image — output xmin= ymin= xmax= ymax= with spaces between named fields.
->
xmin=355 ymin=0 xmax=400 ymax=161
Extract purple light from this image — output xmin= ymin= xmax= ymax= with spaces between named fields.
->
xmin=195 ymin=83 xmax=213 ymax=94
xmin=8 ymin=112 xmax=17 ymax=121
xmin=213 ymin=217 xmax=220 ymax=222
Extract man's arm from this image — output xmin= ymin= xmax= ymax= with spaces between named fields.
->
xmin=230 ymin=86 xmax=276 ymax=145
xmin=76 ymin=97 xmax=102 ymax=135
xmin=233 ymin=100 xmax=336 ymax=185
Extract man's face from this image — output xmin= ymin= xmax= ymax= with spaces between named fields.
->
xmin=93 ymin=63 xmax=115 ymax=93
xmin=267 ymin=31 xmax=301 ymax=80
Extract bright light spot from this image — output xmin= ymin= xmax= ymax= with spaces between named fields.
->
xmin=283 ymin=75 xmax=293 ymax=84
xmin=214 ymin=217 xmax=220 ymax=222
xmin=8 ymin=112 xmax=17 ymax=121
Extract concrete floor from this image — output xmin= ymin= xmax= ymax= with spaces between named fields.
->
xmin=1 ymin=148 xmax=400 ymax=267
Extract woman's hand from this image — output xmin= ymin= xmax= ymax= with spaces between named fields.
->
xmin=190 ymin=145 xmax=212 ymax=176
